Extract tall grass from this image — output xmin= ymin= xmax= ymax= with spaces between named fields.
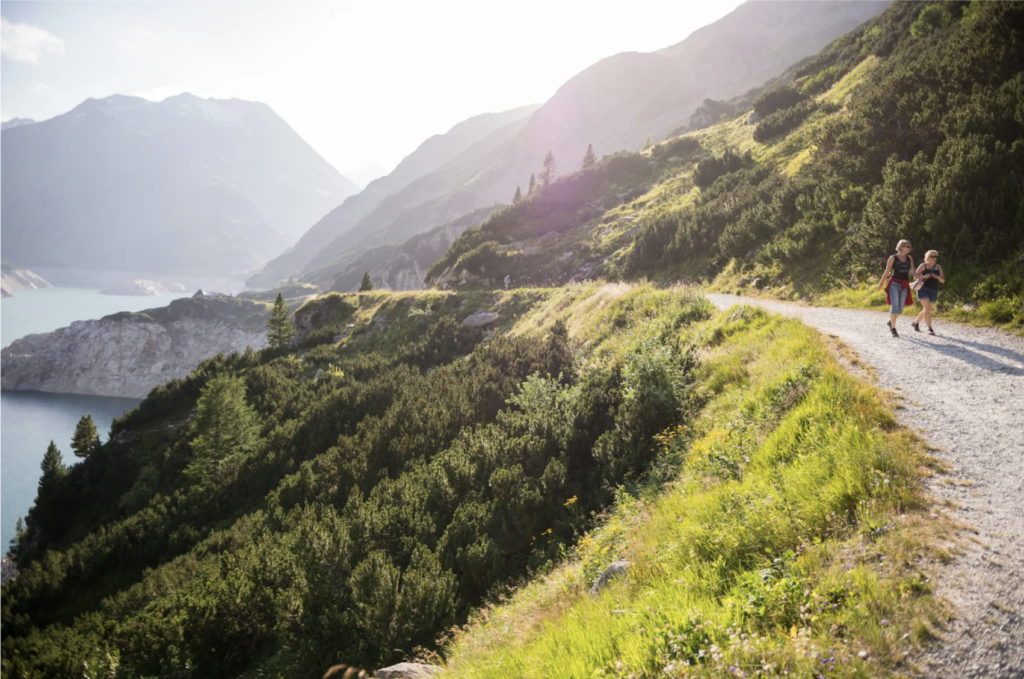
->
xmin=439 ymin=306 xmax=944 ymax=678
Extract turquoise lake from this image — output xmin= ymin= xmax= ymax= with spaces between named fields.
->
xmin=1 ymin=287 xmax=190 ymax=550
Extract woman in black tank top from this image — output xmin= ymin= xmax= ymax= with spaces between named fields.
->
xmin=876 ymin=240 xmax=915 ymax=337
xmin=913 ymin=250 xmax=945 ymax=335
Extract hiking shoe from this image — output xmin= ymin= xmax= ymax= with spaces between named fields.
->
xmin=912 ymin=322 xmax=921 ymax=332
xmin=928 ymin=327 xmax=936 ymax=336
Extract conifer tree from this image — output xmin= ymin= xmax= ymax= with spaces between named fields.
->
xmin=359 ymin=272 xmax=375 ymax=292
xmin=39 ymin=441 xmax=66 ymax=492
xmin=187 ymin=375 xmax=259 ymax=480
xmin=527 ymin=173 xmax=536 ymax=194
xmin=513 ymin=185 xmax=523 ymax=204
xmin=267 ymin=293 xmax=295 ymax=349
xmin=539 ymin=150 xmax=558 ymax=188
xmin=643 ymin=135 xmax=654 ymax=151
xmin=71 ymin=415 xmax=100 ymax=459
xmin=581 ymin=144 xmax=597 ymax=171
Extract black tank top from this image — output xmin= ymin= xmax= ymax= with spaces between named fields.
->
xmin=891 ymin=255 xmax=911 ymax=281
xmin=922 ymin=264 xmax=940 ymax=290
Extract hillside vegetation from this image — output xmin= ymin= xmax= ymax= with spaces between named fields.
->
xmin=428 ymin=1 xmax=1024 ymax=331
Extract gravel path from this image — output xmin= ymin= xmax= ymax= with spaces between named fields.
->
xmin=706 ymin=295 xmax=1024 ymax=678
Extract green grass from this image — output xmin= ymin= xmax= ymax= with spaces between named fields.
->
xmin=437 ymin=304 xmax=946 ymax=678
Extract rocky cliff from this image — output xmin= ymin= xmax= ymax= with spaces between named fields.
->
xmin=1 ymin=264 xmax=52 ymax=297
xmin=1 ymin=297 xmax=270 ymax=398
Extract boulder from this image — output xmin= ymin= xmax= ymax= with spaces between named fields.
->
xmin=559 ymin=251 xmax=574 ymax=261
xmin=590 ymin=560 xmax=630 ymax=596
xmin=751 ymin=277 xmax=763 ymax=289
xmin=747 ymin=111 xmax=762 ymax=125
xmin=375 ymin=663 xmax=441 ymax=679
xmin=462 ymin=310 xmax=499 ymax=328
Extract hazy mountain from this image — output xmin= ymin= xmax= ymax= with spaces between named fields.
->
xmin=247 ymin=104 xmax=539 ymax=288
xmin=345 ymin=163 xmax=388 ymax=188
xmin=1 ymin=94 xmax=358 ymax=283
xmin=274 ymin=0 xmax=887 ymax=290
xmin=0 ymin=118 xmax=35 ymax=131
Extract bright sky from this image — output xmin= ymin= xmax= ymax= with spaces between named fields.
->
xmin=0 ymin=0 xmax=745 ymax=179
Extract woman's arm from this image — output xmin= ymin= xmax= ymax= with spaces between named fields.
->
xmin=937 ymin=265 xmax=946 ymax=283
xmin=909 ymin=256 xmax=916 ymax=281
xmin=916 ymin=263 xmax=927 ymax=278
xmin=877 ymin=256 xmax=894 ymax=289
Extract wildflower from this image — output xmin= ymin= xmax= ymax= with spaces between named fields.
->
xmin=881 ymin=619 xmax=887 ymax=625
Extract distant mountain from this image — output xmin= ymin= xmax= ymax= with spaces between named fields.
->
xmin=0 ymin=118 xmax=34 ymax=131
xmin=1 ymin=94 xmax=358 ymax=283
xmin=247 ymin=105 xmax=539 ymax=288
xmin=345 ymin=163 xmax=387 ymax=188
xmin=268 ymin=0 xmax=887 ymax=290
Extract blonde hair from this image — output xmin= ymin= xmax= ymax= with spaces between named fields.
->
xmin=924 ymin=250 xmax=939 ymax=260
xmin=896 ymin=239 xmax=912 ymax=252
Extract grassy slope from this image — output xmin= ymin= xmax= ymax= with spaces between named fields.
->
xmin=439 ymin=301 xmax=949 ymax=678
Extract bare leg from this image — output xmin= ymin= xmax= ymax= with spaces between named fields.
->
xmin=915 ymin=301 xmax=927 ymax=326
xmin=923 ymin=298 xmax=933 ymax=329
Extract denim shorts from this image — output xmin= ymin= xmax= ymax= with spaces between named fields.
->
xmin=917 ymin=286 xmax=938 ymax=303
xmin=889 ymin=282 xmax=908 ymax=314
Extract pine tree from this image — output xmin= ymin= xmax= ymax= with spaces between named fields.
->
xmin=539 ymin=150 xmax=558 ymax=188
xmin=71 ymin=415 xmax=100 ymax=459
xmin=267 ymin=293 xmax=295 ymax=349
xmin=527 ymin=173 xmax=537 ymax=194
xmin=39 ymin=441 xmax=66 ymax=492
xmin=581 ymin=144 xmax=597 ymax=171
xmin=513 ymin=185 xmax=523 ymax=204
xmin=359 ymin=272 xmax=375 ymax=292
xmin=187 ymin=375 xmax=259 ymax=480
xmin=643 ymin=135 xmax=654 ymax=151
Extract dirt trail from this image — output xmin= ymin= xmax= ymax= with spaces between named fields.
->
xmin=706 ymin=295 xmax=1024 ymax=678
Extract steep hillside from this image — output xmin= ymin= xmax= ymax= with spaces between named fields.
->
xmin=273 ymin=1 xmax=887 ymax=290
xmin=0 ymin=280 xmax=950 ymax=679
xmin=248 ymin=106 xmax=540 ymax=289
xmin=0 ymin=261 xmax=52 ymax=298
xmin=429 ymin=1 xmax=1024 ymax=331
xmin=327 ymin=207 xmax=505 ymax=293
xmin=1 ymin=94 xmax=358 ymax=284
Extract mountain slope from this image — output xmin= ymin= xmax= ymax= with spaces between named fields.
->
xmin=247 ymin=105 xmax=539 ymax=289
xmin=277 ymin=0 xmax=888 ymax=290
xmin=428 ymin=1 xmax=1023 ymax=331
xmin=1 ymin=94 xmax=358 ymax=283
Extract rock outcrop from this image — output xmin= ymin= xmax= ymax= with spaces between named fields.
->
xmin=99 ymin=280 xmax=187 ymax=296
xmin=1 ymin=264 xmax=52 ymax=297
xmin=590 ymin=560 xmax=631 ymax=596
xmin=1 ymin=305 xmax=268 ymax=398
xmin=375 ymin=663 xmax=441 ymax=679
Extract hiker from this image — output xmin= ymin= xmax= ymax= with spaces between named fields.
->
xmin=912 ymin=250 xmax=944 ymax=335
xmin=876 ymin=239 xmax=915 ymax=337
xmin=504 ymin=275 xmax=511 ymax=290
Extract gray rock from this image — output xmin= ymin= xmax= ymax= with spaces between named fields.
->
xmin=462 ymin=311 xmax=499 ymax=328
xmin=962 ymin=303 xmax=977 ymax=311
xmin=751 ymin=277 xmax=763 ymax=289
xmin=666 ymin=156 xmax=683 ymax=163
xmin=313 ymin=368 xmax=323 ymax=381
xmin=1017 ymin=251 xmax=1024 ymax=264
xmin=1 ymin=316 xmax=267 ymax=398
xmin=590 ymin=560 xmax=630 ymax=596
xmin=99 ymin=279 xmax=173 ymax=296
xmin=559 ymin=251 xmax=574 ymax=261
xmin=375 ymin=663 xmax=441 ymax=679
xmin=747 ymin=111 xmax=762 ymax=124
xmin=539 ymin=231 xmax=561 ymax=243
xmin=739 ymin=277 xmax=751 ymax=286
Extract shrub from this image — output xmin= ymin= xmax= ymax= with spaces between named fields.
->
xmin=753 ymin=100 xmax=818 ymax=143
xmin=752 ymin=85 xmax=806 ymax=118
xmin=694 ymin=150 xmax=746 ymax=188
